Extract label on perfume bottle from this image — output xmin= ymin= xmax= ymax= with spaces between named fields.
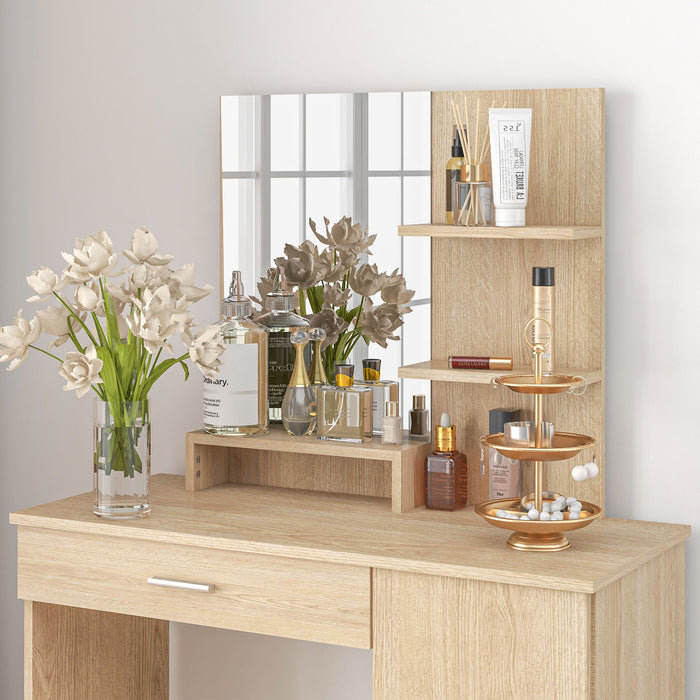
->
xmin=203 ymin=344 xmax=258 ymax=426
xmin=268 ymin=331 xmax=296 ymax=411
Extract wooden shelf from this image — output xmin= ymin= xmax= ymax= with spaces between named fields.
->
xmin=186 ymin=427 xmax=432 ymax=514
xmin=399 ymin=360 xmax=603 ymax=386
xmin=399 ymin=224 xmax=603 ymax=240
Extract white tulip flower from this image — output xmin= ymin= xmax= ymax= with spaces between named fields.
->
xmin=123 ymin=227 xmax=174 ymax=266
xmin=0 ymin=309 xmax=41 ymax=370
xmin=74 ymin=283 xmax=100 ymax=312
xmin=126 ymin=285 xmax=191 ymax=354
xmin=26 ymin=267 xmax=67 ymax=302
xmin=62 ymin=230 xmax=118 ymax=282
xmin=58 ymin=345 xmax=103 ymax=398
xmin=36 ymin=305 xmax=82 ymax=348
xmin=188 ymin=325 xmax=224 ymax=377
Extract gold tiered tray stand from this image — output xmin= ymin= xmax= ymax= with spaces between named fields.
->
xmin=475 ymin=320 xmax=602 ymax=551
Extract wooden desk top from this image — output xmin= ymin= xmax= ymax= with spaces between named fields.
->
xmin=10 ymin=473 xmax=690 ymax=594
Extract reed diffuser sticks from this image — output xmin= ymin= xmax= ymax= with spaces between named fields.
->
xmin=450 ymin=96 xmax=497 ymax=226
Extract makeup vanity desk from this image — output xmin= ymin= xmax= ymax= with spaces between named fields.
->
xmin=12 ymin=473 xmax=688 ymax=699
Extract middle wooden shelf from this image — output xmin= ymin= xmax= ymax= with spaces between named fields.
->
xmin=398 ymin=360 xmax=603 ymax=386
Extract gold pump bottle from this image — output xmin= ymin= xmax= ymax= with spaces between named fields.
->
xmin=532 ymin=267 xmax=554 ymax=374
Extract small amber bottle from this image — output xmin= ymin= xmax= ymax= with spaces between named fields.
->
xmin=425 ymin=412 xmax=467 ymax=510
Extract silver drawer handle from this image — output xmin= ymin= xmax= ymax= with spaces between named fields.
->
xmin=147 ymin=576 xmax=214 ymax=593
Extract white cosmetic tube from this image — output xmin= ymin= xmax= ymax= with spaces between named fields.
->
xmin=489 ymin=108 xmax=532 ymax=227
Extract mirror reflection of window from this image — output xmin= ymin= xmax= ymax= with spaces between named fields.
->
xmin=221 ymin=91 xmax=432 ymax=425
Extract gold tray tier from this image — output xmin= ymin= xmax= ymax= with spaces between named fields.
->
xmin=475 ymin=497 xmax=602 ymax=551
xmin=494 ymin=374 xmax=583 ymax=394
xmin=481 ymin=432 xmax=595 ymax=461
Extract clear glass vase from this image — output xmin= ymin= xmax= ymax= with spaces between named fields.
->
xmin=93 ymin=399 xmax=151 ymax=518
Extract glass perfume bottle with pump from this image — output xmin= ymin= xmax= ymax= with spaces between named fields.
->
xmin=355 ymin=358 xmax=399 ymax=436
xmin=257 ymin=266 xmax=310 ymax=423
xmin=425 ymin=412 xmax=467 ymax=511
xmin=203 ymin=271 xmax=269 ymax=436
xmin=281 ymin=330 xmax=317 ymax=436
xmin=317 ymin=364 xmax=372 ymax=443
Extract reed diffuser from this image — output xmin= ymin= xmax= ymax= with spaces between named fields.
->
xmin=450 ymin=97 xmax=500 ymax=226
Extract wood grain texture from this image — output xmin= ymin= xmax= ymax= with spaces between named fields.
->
xmin=24 ymin=600 xmax=167 ymax=700
xmin=430 ymin=88 xmax=606 ymax=511
xmin=186 ymin=428 xmax=431 ymax=513
xmin=373 ymin=569 xmax=591 ymax=699
xmin=10 ymin=474 xmax=690 ymax=594
xmin=399 ymin=224 xmax=603 ymax=239
xmin=398 ymin=359 xmax=602 ymax=385
xmin=18 ymin=526 xmax=372 ymax=649
xmin=592 ymin=543 xmax=685 ymax=699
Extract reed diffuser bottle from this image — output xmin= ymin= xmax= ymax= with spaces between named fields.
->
xmin=203 ymin=271 xmax=269 ymax=436
xmin=281 ymin=330 xmax=317 ymax=436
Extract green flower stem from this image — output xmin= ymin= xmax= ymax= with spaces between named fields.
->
xmin=91 ymin=311 xmax=109 ymax=348
xmin=28 ymin=344 xmax=62 ymax=363
xmin=299 ymin=288 xmax=307 ymax=316
xmin=52 ymin=292 xmax=99 ymax=347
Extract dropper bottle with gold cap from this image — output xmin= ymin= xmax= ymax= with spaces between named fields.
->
xmin=281 ymin=330 xmax=317 ymax=436
xmin=424 ymin=412 xmax=467 ymax=510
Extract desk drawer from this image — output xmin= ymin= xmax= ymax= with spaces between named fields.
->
xmin=18 ymin=527 xmax=371 ymax=649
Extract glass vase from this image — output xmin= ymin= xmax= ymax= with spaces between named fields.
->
xmin=93 ymin=399 xmax=151 ymax=518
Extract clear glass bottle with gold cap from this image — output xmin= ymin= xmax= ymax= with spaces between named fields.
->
xmin=257 ymin=266 xmax=310 ymax=423
xmin=381 ymin=401 xmax=403 ymax=445
xmin=355 ymin=358 xmax=399 ymax=436
xmin=203 ymin=270 xmax=269 ymax=436
xmin=317 ymin=364 xmax=372 ymax=443
xmin=424 ymin=412 xmax=467 ymax=510
xmin=281 ymin=330 xmax=317 ymax=436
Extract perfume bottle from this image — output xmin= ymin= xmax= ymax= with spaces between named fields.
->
xmin=281 ymin=330 xmax=317 ymax=436
xmin=409 ymin=394 xmax=430 ymax=441
xmin=355 ymin=358 xmax=399 ymax=436
xmin=308 ymin=327 xmax=329 ymax=386
xmin=203 ymin=271 xmax=269 ymax=436
xmin=424 ymin=412 xmax=467 ymax=511
xmin=258 ymin=267 xmax=310 ymax=423
xmin=381 ymin=401 xmax=403 ymax=445
xmin=317 ymin=364 xmax=372 ymax=443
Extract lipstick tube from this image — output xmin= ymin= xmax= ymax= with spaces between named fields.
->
xmin=448 ymin=356 xmax=513 ymax=370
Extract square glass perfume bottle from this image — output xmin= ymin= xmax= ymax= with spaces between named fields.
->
xmin=317 ymin=365 xmax=372 ymax=443
xmin=355 ymin=358 xmax=399 ymax=435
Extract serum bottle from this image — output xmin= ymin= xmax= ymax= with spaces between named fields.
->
xmin=532 ymin=266 xmax=555 ymax=374
xmin=381 ymin=401 xmax=403 ymax=445
xmin=424 ymin=412 xmax=467 ymax=511
xmin=203 ymin=271 xmax=269 ymax=436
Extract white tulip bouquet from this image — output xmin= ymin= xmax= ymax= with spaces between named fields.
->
xmin=0 ymin=227 xmax=223 ymax=476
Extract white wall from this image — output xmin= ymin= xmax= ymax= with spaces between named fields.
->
xmin=1 ymin=0 xmax=697 ymax=698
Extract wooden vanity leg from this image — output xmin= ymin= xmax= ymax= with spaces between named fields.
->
xmin=24 ymin=601 xmax=168 ymax=700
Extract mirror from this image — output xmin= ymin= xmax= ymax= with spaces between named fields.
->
xmin=220 ymin=91 xmax=432 ymax=421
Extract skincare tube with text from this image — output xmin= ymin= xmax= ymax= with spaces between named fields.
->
xmin=489 ymin=108 xmax=532 ymax=227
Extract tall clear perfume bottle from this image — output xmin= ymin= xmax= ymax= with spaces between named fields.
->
xmin=203 ymin=271 xmax=269 ymax=436
xmin=317 ymin=364 xmax=372 ymax=443
xmin=281 ymin=330 xmax=317 ymax=436
xmin=257 ymin=267 xmax=310 ymax=423
xmin=355 ymin=358 xmax=399 ymax=436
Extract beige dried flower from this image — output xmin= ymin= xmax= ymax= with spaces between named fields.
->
xmin=274 ymin=241 xmax=325 ymax=290
xmin=360 ymin=300 xmax=403 ymax=348
xmin=0 ymin=309 xmax=41 ymax=370
xmin=322 ymin=283 xmax=352 ymax=308
xmin=304 ymin=304 xmax=349 ymax=350
xmin=58 ymin=344 xmax=103 ymax=398
xmin=380 ymin=269 xmax=415 ymax=314
xmin=309 ymin=216 xmax=376 ymax=255
xmin=348 ymin=263 xmax=387 ymax=297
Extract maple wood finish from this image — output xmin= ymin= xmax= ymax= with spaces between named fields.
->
xmin=11 ymin=475 xmax=688 ymax=699
xmin=186 ymin=427 xmax=431 ymax=513
xmin=399 ymin=88 xmax=606 ymax=508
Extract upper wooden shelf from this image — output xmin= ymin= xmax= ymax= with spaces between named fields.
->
xmin=398 ymin=224 xmax=604 ymax=240
xmin=398 ymin=360 xmax=603 ymax=386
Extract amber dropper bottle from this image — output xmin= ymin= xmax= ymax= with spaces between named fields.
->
xmin=424 ymin=412 xmax=467 ymax=511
